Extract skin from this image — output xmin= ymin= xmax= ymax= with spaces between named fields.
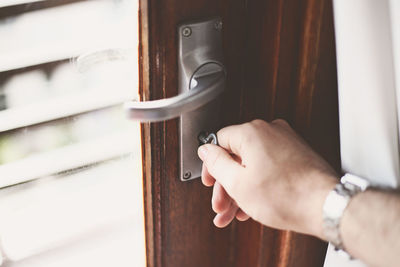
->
xmin=197 ymin=119 xmax=400 ymax=267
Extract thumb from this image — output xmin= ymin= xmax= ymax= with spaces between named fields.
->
xmin=198 ymin=144 xmax=242 ymax=194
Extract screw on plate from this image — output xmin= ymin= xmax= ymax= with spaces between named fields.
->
xmin=214 ymin=21 xmax=223 ymax=31
xmin=182 ymin=27 xmax=192 ymax=37
xmin=183 ymin=171 xmax=192 ymax=179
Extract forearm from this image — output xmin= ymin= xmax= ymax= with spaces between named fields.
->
xmin=341 ymin=189 xmax=400 ymax=267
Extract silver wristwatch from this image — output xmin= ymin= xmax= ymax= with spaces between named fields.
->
xmin=322 ymin=173 xmax=370 ymax=252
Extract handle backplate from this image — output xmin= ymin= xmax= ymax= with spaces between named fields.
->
xmin=178 ymin=18 xmax=224 ymax=181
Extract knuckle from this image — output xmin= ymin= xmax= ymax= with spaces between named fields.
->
xmin=250 ymin=119 xmax=267 ymax=126
xmin=248 ymin=119 xmax=269 ymax=132
xmin=242 ymin=120 xmax=259 ymax=132
xmin=217 ymin=125 xmax=239 ymax=143
xmin=242 ymin=119 xmax=267 ymax=138
xmin=216 ymin=127 xmax=227 ymax=140
xmin=272 ymin=118 xmax=290 ymax=127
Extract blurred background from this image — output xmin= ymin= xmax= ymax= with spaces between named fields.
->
xmin=0 ymin=0 xmax=145 ymax=266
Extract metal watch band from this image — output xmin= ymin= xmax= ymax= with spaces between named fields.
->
xmin=322 ymin=173 xmax=370 ymax=251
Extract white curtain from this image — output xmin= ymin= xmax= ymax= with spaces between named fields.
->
xmin=324 ymin=0 xmax=400 ymax=266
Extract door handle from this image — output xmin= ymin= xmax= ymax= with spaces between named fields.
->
xmin=125 ymin=18 xmax=224 ymax=181
xmin=124 ymin=62 xmax=226 ymax=122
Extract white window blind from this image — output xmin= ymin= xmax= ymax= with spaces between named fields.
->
xmin=0 ymin=1 xmax=145 ymax=266
xmin=0 ymin=0 xmax=46 ymax=8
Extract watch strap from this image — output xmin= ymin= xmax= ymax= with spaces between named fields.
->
xmin=322 ymin=173 xmax=370 ymax=251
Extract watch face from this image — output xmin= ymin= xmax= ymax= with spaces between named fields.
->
xmin=341 ymin=174 xmax=370 ymax=191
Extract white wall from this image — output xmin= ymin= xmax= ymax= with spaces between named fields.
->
xmin=324 ymin=0 xmax=400 ymax=266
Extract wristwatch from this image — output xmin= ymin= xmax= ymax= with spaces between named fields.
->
xmin=322 ymin=173 xmax=370 ymax=253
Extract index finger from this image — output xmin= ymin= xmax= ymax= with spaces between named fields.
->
xmin=217 ymin=123 xmax=248 ymax=157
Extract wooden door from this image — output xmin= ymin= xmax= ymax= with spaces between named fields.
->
xmin=139 ymin=0 xmax=340 ymax=266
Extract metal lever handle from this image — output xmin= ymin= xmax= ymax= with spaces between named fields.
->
xmin=124 ymin=63 xmax=225 ymax=122
xmin=127 ymin=18 xmax=224 ymax=181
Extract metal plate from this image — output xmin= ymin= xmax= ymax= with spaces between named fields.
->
xmin=178 ymin=18 xmax=224 ymax=181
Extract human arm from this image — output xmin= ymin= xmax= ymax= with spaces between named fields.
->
xmin=197 ymin=119 xmax=400 ymax=267
xmin=341 ymin=189 xmax=400 ymax=267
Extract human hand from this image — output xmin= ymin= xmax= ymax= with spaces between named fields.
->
xmin=197 ymin=119 xmax=338 ymax=238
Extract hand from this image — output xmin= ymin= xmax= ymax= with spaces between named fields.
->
xmin=197 ymin=119 xmax=338 ymax=238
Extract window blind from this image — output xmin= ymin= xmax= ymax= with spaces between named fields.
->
xmin=0 ymin=1 xmax=145 ymax=266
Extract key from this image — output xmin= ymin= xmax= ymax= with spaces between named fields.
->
xmin=198 ymin=132 xmax=219 ymax=145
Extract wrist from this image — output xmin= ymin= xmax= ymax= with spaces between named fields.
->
xmin=321 ymin=173 xmax=370 ymax=253
xmin=306 ymin=172 xmax=338 ymax=239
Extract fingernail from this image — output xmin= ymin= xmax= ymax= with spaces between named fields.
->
xmin=198 ymin=145 xmax=208 ymax=160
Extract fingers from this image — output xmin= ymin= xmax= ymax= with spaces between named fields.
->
xmin=201 ymin=164 xmax=215 ymax=187
xmin=217 ymin=124 xmax=246 ymax=156
xmin=198 ymin=122 xmax=257 ymax=228
xmin=235 ymin=209 xmax=250 ymax=221
xmin=213 ymin=202 xmax=250 ymax=227
xmin=213 ymin=202 xmax=238 ymax=228
xmin=216 ymin=119 xmax=291 ymax=157
xmin=198 ymin=144 xmax=243 ymax=194
xmin=212 ymin=182 xmax=250 ymax=226
xmin=212 ymin=182 xmax=231 ymax=213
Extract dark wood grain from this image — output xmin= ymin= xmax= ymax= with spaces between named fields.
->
xmin=234 ymin=0 xmax=340 ymax=266
xmin=139 ymin=0 xmax=340 ymax=266
xmin=139 ymin=1 xmax=244 ymax=266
